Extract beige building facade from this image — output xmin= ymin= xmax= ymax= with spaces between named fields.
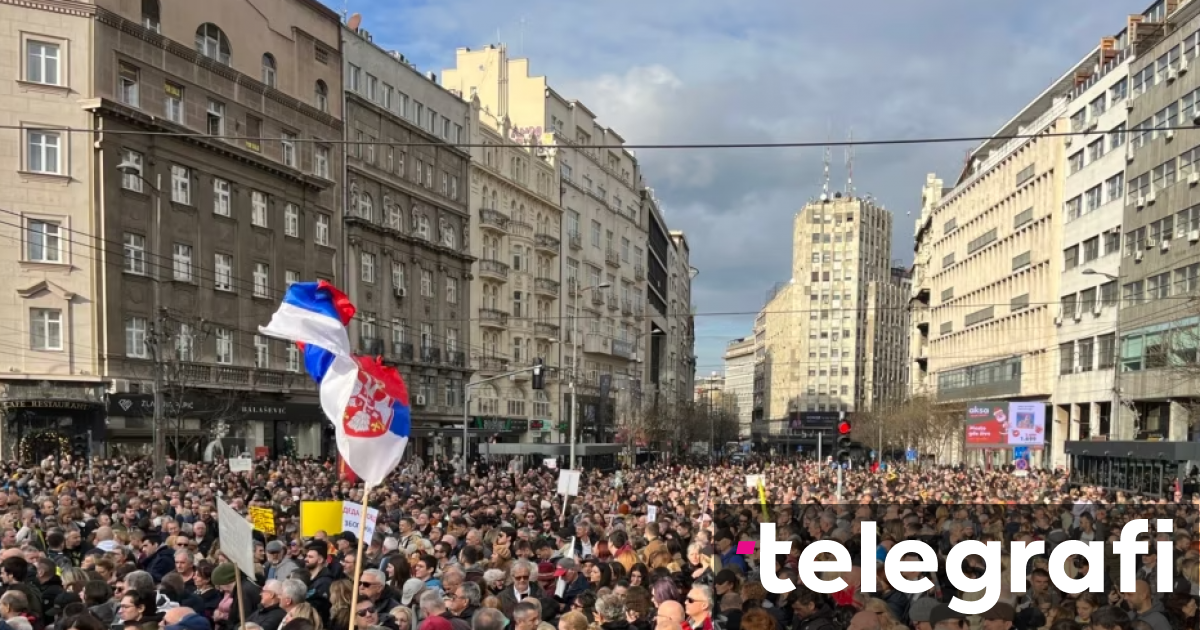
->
xmin=909 ymin=174 xmax=946 ymax=398
xmin=0 ymin=0 xmax=106 ymax=458
xmin=464 ymin=95 xmax=563 ymax=444
xmin=722 ymin=337 xmax=755 ymax=436
xmin=863 ymin=267 xmax=912 ymax=411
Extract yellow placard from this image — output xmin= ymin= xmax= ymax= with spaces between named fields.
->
xmin=249 ymin=506 xmax=276 ymax=535
xmin=299 ymin=501 xmax=343 ymax=538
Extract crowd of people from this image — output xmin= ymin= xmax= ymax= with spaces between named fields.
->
xmin=0 ymin=454 xmax=1194 ymax=630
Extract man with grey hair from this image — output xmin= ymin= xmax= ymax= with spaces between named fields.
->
xmin=497 ymin=560 xmax=551 ymax=622
xmin=361 ymin=569 xmax=401 ymax=616
xmin=447 ymin=582 xmax=481 ymax=624
xmin=247 ymin=579 xmax=287 ymax=630
xmin=472 ymin=608 xmax=506 ymax=630
xmin=279 ymin=579 xmax=308 ymax=613
xmin=419 ymin=590 xmax=470 ymax=630
xmin=594 ymin=594 xmax=627 ymax=626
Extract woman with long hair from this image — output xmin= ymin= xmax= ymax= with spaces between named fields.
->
xmin=327 ymin=579 xmax=354 ymax=630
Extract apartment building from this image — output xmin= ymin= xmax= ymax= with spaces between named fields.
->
xmin=340 ymin=26 xmax=473 ymax=459
xmin=667 ymin=230 xmax=698 ymax=406
xmin=91 ymin=0 xmax=343 ymax=459
xmin=863 ymin=267 xmax=912 ymax=411
xmin=463 ymin=95 xmax=563 ymax=446
xmin=909 ymin=174 xmax=947 ymax=398
xmin=752 ymin=310 xmax=768 ymax=429
xmin=722 ymin=337 xmax=755 ymax=436
xmin=760 ymin=194 xmax=898 ymax=427
xmin=1112 ymin=2 xmax=1200 ymax=442
xmin=0 ymin=0 xmax=105 ymax=460
xmin=1054 ymin=41 xmax=1131 ymax=455
xmin=443 ymin=45 xmax=652 ymax=444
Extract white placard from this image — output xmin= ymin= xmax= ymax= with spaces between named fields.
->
xmin=647 ymin=505 xmax=658 ymax=522
xmin=230 ymin=457 xmax=253 ymax=473
xmin=216 ymin=499 xmax=256 ymax=579
xmin=556 ymin=470 xmax=581 ymax=497
xmin=544 ymin=458 xmax=557 ymax=469
xmin=341 ymin=501 xmax=380 ymax=543
xmin=745 ymin=474 xmax=764 ymax=489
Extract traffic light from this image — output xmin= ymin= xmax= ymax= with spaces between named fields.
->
xmin=70 ymin=434 xmax=89 ymax=459
xmin=531 ymin=358 xmax=545 ymax=390
xmin=836 ymin=420 xmax=852 ymax=465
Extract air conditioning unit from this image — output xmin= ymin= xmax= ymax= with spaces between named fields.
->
xmin=413 ymin=394 xmax=427 ymax=406
xmin=394 ymin=286 xmax=407 ymax=298
xmin=1166 ymin=129 xmax=1176 ymax=140
xmin=1087 ymin=119 xmax=1098 ymax=131
xmin=1162 ymin=240 xmax=1171 ymax=252
xmin=1126 ymin=98 xmax=1136 ymax=111
xmin=1074 ymin=311 xmax=1083 ymax=321
xmin=1093 ymin=302 xmax=1103 ymax=315
xmin=1168 ymin=68 xmax=1179 ymax=82
xmin=1147 ymin=190 xmax=1157 ymax=204
xmin=1127 ymin=149 xmax=1136 ymax=163
xmin=1135 ymin=250 xmax=1144 ymax=262
xmin=1190 ymin=172 xmax=1200 ymax=185
xmin=1146 ymin=239 xmax=1157 ymax=250
xmin=1182 ymin=57 xmax=1191 ymax=74
xmin=1054 ymin=315 xmax=1063 ymax=326
xmin=1137 ymin=195 xmax=1147 ymax=208
xmin=1194 ymin=111 xmax=1200 ymax=125
xmin=1190 ymin=230 xmax=1200 ymax=242
xmin=1065 ymin=136 xmax=1073 ymax=147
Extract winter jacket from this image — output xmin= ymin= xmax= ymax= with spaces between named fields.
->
xmin=791 ymin=607 xmax=837 ymax=630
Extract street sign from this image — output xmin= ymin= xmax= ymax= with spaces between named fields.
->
xmin=905 ymin=448 xmax=918 ymax=462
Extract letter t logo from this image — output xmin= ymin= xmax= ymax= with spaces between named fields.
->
xmin=758 ymin=523 xmax=795 ymax=594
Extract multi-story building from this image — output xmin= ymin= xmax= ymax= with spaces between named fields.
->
xmin=722 ymin=338 xmax=755 ymax=436
xmin=667 ymin=231 xmax=698 ymax=407
xmin=751 ymin=310 xmax=769 ymax=430
xmin=1110 ymin=1 xmax=1200 ymax=443
xmin=341 ymin=25 xmax=473 ymax=459
xmin=694 ymin=372 xmax=725 ymax=412
xmin=908 ymin=174 xmax=947 ymax=398
xmin=863 ymin=267 xmax=912 ymax=411
xmin=462 ymin=95 xmax=563 ymax=446
xmin=443 ymin=45 xmax=652 ymax=444
xmin=760 ymin=193 xmax=898 ymax=426
xmin=1054 ymin=39 xmax=1131 ymax=458
xmin=92 ymin=0 xmax=344 ymax=459
xmin=0 ymin=0 xmax=106 ymax=460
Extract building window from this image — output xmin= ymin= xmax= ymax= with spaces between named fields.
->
xmin=254 ymin=335 xmax=269 ymax=368
xmin=173 ymin=243 xmax=192 ymax=281
xmin=25 ymin=40 xmax=60 ymax=86
xmin=392 ymin=262 xmax=405 ymax=291
xmin=171 ymin=165 xmax=191 ymax=204
xmin=120 ymin=149 xmax=144 ymax=192
xmin=1098 ymin=333 xmax=1116 ymax=369
xmin=281 ymin=131 xmax=296 ymax=167
xmin=315 ymin=145 xmax=330 ymax=178
xmin=315 ymin=80 xmax=329 ymax=112
xmin=446 ymin=277 xmax=458 ymax=304
xmin=361 ymin=252 xmax=375 ymax=284
xmin=206 ymin=99 xmax=225 ymax=136
xmin=118 ymin=63 xmax=140 ymax=106
xmin=286 ymin=344 xmax=300 ymax=372
xmin=420 ymin=269 xmax=433 ymax=297
xmin=26 ymin=130 xmax=61 ymax=175
xmin=251 ymin=191 xmax=268 ymax=226
xmin=215 ymin=328 xmax=233 ymax=364
xmin=26 ymin=220 xmax=62 ymax=263
xmin=253 ymin=262 xmax=270 ymax=297
xmin=164 ymin=82 xmax=184 ymax=123
xmin=29 ymin=308 xmax=62 ymax=351
xmin=214 ymin=253 xmax=233 ymax=291
xmin=284 ymin=203 xmax=299 ymax=237
xmin=261 ymin=53 xmax=276 ymax=87
xmin=126 ymin=317 xmax=148 ymax=358
xmin=213 ymin=178 xmax=230 ymax=215
xmin=315 ymin=214 xmax=330 ymax=245
xmin=175 ymin=324 xmax=193 ymax=362
xmin=285 ymin=270 xmax=300 ymax=287
xmin=123 ymin=233 xmax=146 ymax=275
xmin=142 ymin=0 xmax=160 ymax=32
xmin=195 ymin=23 xmax=231 ymax=65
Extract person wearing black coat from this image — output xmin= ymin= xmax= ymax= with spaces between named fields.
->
xmin=138 ymin=536 xmax=175 ymax=583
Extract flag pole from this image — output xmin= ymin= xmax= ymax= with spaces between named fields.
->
xmin=346 ymin=481 xmax=374 ymax=621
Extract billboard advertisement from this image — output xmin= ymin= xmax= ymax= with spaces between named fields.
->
xmin=964 ymin=401 xmax=1045 ymax=449
xmin=788 ymin=411 xmax=844 ymax=431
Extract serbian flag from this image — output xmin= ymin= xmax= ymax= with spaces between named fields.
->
xmin=259 ymin=281 xmax=411 ymax=485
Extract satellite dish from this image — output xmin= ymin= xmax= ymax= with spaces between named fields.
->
xmin=347 ymin=12 xmax=362 ymax=31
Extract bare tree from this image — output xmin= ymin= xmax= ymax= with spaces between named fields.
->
xmin=849 ymin=397 xmax=965 ymax=463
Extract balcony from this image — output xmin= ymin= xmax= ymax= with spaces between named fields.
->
xmin=568 ymin=232 xmax=582 ymax=250
xmin=621 ymin=299 xmax=633 ymax=315
xmin=534 ymin=321 xmax=560 ymax=339
xmin=479 ymin=308 xmax=510 ymax=328
xmin=590 ymin=291 xmax=604 ymax=306
xmin=567 ymin=278 xmax=581 ymax=297
xmin=535 ymin=233 xmax=561 ymax=253
xmin=446 ymin=350 xmax=466 ymax=368
xmin=607 ymin=294 xmax=619 ymax=311
xmin=477 ymin=356 xmax=509 ymax=372
xmin=634 ymin=264 xmax=645 ymax=280
xmin=583 ymin=334 xmax=612 ymax=355
xmin=534 ymin=277 xmax=560 ymax=297
xmin=358 ymin=337 xmax=385 ymax=355
xmin=605 ymin=247 xmax=620 ymax=268
xmin=392 ymin=342 xmax=414 ymax=362
xmin=479 ymin=208 xmax=510 ymax=232
xmin=419 ymin=345 xmax=441 ymax=364
xmin=173 ymin=362 xmax=316 ymax=392
xmin=478 ymin=259 xmax=510 ymax=280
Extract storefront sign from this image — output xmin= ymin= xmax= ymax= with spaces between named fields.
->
xmin=470 ymin=417 xmax=530 ymax=433
xmin=1 ymin=400 xmax=98 ymax=410
xmin=108 ymin=394 xmax=320 ymax=421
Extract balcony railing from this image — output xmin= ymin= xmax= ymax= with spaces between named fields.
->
xmin=173 ymin=362 xmax=315 ymax=391
xmin=568 ymin=232 xmax=582 ymax=250
xmin=607 ymin=294 xmax=619 ymax=311
xmin=621 ymin=299 xmax=633 ymax=315
xmin=446 ymin=350 xmax=466 ymax=368
xmin=535 ymin=233 xmax=561 ymax=252
xmin=634 ymin=264 xmax=645 ymax=280
xmin=534 ymin=277 xmax=560 ymax=296
xmin=479 ymin=308 xmax=510 ymax=327
xmin=590 ymin=291 xmax=604 ymax=305
xmin=358 ymin=337 xmax=384 ymax=355
xmin=534 ymin=321 xmax=560 ymax=338
xmin=604 ymin=247 xmax=620 ymax=267
xmin=477 ymin=356 xmax=509 ymax=372
xmin=479 ymin=208 xmax=510 ymax=231
xmin=478 ymin=259 xmax=510 ymax=279
xmin=392 ymin=342 xmax=414 ymax=362
xmin=420 ymin=346 xmax=441 ymax=364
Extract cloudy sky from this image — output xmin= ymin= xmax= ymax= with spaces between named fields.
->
xmin=334 ymin=0 xmax=1133 ymax=373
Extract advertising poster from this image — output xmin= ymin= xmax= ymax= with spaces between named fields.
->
xmin=964 ymin=401 xmax=1045 ymax=449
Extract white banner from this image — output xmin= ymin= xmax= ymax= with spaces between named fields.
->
xmin=341 ymin=501 xmax=380 ymax=543
xmin=217 ymin=499 xmax=256 ymax=579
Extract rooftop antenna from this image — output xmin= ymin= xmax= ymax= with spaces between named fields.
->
xmin=845 ymin=127 xmax=855 ymax=198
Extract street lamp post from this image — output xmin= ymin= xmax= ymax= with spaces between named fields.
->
xmin=1083 ymin=268 xmax=1122 ymax=441
xmin=569 ymin=281 xmax=610 ymax=470
xmin=116 ymin=159 xmax=166 ymax=479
